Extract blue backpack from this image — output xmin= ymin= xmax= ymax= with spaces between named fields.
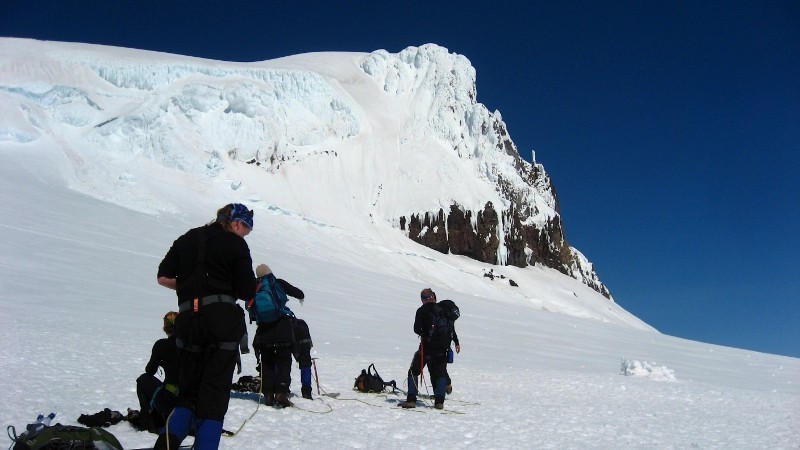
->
xmin=248 ymin=273 xmax=294 ymax=324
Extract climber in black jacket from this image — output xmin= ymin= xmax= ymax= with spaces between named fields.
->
xmin=154 ymin=203 xmax=256 ymax=450
xmin=135 ymin=311 xmax=179 ymax=432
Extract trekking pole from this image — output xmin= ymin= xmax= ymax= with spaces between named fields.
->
xmin=312 ymin=357 xmax=321 ymax=395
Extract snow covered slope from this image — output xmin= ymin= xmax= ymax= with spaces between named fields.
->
xmin=1 ymin=37 xmax=608 ymax=299
xmin=1 ymin=132 xmax=798 ymax=449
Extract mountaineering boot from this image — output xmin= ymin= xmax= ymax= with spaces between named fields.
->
xmin=399 ymin=395 xmax=417 ymax=409
xmin=194 ymin=418 xmax=223 ymax=450
xmin=434 ymin=402 xmax=444 ymax=410
xmin=301 ymin=385 xmax=313 ymax=400
xmin=274 ymin=393 xmax=292 ymax=408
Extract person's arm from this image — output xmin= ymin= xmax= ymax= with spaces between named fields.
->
xmin=144 ymin=341 xmax=161 ymax=376
xmin=452 ymin=326 xmax=461 ymax=353
xmin=413 ymin=307 xmax=425 ymax=336
xmin=277 ymin=279 xmax=305 ymax=302
xmin=157 ymin=276 xmax=177 ymax=290
xmin=157 ymin=239 xmax=180 ymax=290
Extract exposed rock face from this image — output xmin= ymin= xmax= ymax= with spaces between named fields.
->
xmin=401 ymin=201 xmax=612 ymax=298
xmin=398 ymin=113 xmax=612 ymax=300
xmin=402 ymin=209 xmax=449 ymax=255
xmin=401 ymin=200 xmax=576 ymax=275
xmin=392 ymin=78 xmax=613 ymax=300
xmin=447 ymin=203 xmax=500 ymax=264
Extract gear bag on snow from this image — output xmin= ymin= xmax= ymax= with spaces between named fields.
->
xmin=425 ymin=299 xmax=460 ymax=350
xmin=247 ymin=273 xmax=294 ymax=325
xmin=76 ymin=409 xmax=124 ymax=428
xmin=354 ymin=363 xmax=396 ymax=393
xmin=8 ymin=422 xmax=122 ymax=450
xmin=231 ymin=375 xmax=262 ymax=394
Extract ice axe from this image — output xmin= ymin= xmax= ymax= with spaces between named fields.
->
xmin=311 ymin=357 xmax=340 ymax=398
xmin=312 ymin=357 xmax=321 ymax=395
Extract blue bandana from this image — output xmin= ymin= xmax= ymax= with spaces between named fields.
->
xmin=220 ymin=203 xmax=254 ymax=229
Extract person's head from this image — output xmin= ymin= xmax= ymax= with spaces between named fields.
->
xmin=216 ymin=203 xmax=254 ymax=237
xmin=420 ymin=288 xmax=436 ymax=304
xmin=163 ymin=311 xmax=178 ymax=336
xmin=255 ymin=263 xmax=272 ymax=278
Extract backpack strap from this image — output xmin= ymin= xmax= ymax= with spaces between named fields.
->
xmin=365 ymin=364 xmax=397 ymax=392
xmin=189 ymin=225 xmax=231 ymax=313
xmin=367 ymin=363 xmax=379 ymax=378
xmin=192 ymin=227 xmax=208 ymax=312
xmin=267 ymin=275 xmax=285 ymax=313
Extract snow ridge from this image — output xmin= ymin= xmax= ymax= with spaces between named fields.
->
xmin=1 ymin=38 xmax=603 ymax=297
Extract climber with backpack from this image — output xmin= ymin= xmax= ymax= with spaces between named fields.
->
xmin=249 ymin=263 xmax=305 ymax=408
xmin=399 ymin=288 xmax=461 ymax=410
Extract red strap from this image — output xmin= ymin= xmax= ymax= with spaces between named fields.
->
xmin=248 ymin=279 xmax=262 ymax=310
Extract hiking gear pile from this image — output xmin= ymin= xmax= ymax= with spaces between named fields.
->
xmin=231 ymin=375 xmax=262 ymax=393
xmin=354 ymin=363 xmax=397 ymax=393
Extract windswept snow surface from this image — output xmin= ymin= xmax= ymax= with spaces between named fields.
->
xmin=2 ymin=130 xmax=799 ymax=450
xmin=0 ymin=39 xmax=798 ymax=449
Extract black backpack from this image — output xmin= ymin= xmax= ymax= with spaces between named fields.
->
xmin=437 ymin=299 xmax=461 ymax=321
xmin=354 ymin=364 xmax=396 ymax=393
xmin=9 ymin=423 xmax=122 ymax=450
xmin=426 ymin=299 xmax=460 ymax=350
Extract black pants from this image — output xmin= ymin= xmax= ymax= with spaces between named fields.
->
xmin=409 ymin=347 xmax=449 ymax=383
xmin=292 ymin=318 xmax=312 ymax=369
xmin=136 ymin=374 xmax=178 ymax=428
xmin=254 ymin=316 xmax=294 ymax=394
xmin=174 ymin=303 xmax=246 ymax=421
xmin=407 ymin=346 xmax=449 ymax=401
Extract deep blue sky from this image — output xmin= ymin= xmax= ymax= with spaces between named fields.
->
xmin=3 ymin=1 xmax=798 ymax=357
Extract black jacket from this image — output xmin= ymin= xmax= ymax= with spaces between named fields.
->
xmin=145 ymin=335 xmax=179 ymax=386
xmin=157 ymin=222 xmax=256 ymax=305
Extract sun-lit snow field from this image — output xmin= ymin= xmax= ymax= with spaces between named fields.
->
xmin=1 ymin=143 xmax=798 ymax=449
xmin=1 ymin=38 xmax=798 ymax=449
